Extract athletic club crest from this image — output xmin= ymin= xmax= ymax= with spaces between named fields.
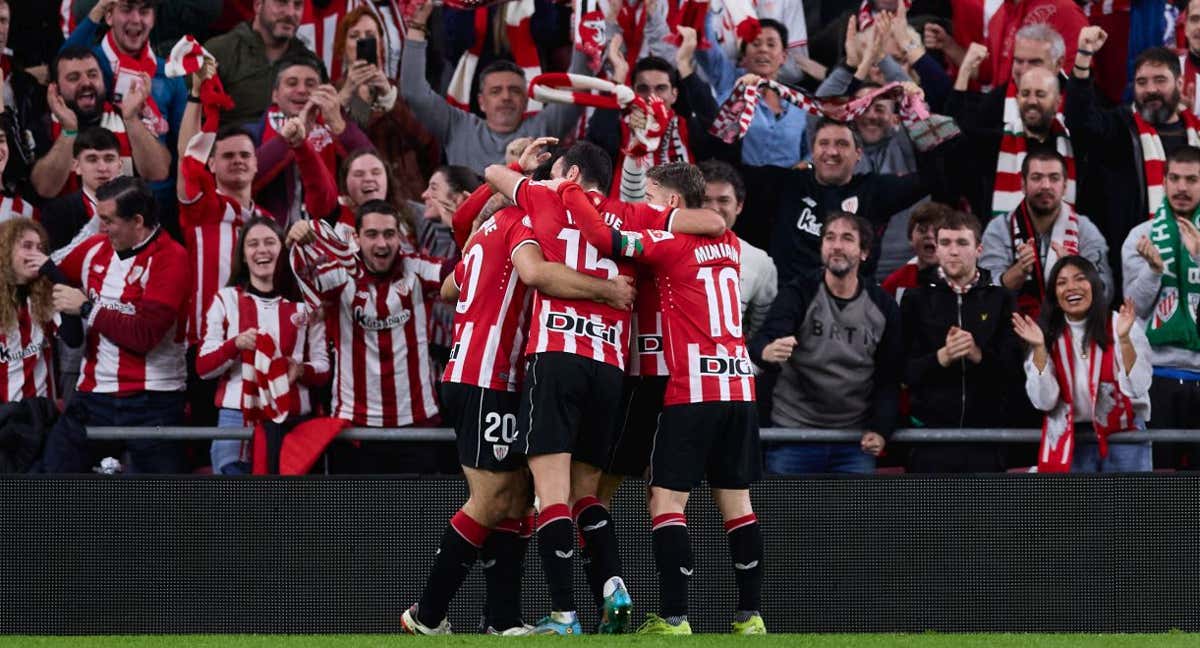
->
xmin=126 ymin=266 xmax=145 ymax=284
xmin=493 ymin=445 xmax=509 ymax=461
xmin=1154 ymin=287 xmax=1179 ymax=327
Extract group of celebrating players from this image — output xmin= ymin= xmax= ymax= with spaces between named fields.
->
xmin=399 ymin=137 xmax=765 ymax=637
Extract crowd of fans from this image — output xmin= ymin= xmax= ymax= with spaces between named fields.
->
xmin=2 ymin=0 xmax=1199 ymax=476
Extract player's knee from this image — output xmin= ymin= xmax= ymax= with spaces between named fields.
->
xmin=712 ymin=487 xmax=753 ymax=520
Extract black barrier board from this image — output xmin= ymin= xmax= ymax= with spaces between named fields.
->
xmin=1 ymin=474 xmax=1198 ymax=634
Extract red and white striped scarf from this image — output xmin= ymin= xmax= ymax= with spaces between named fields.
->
xmin=993 ymin=82 xmax=1076 ymax=220
xmin=1040 ymin=319 xmax=1137 ymax=473
xmin=710 ymin=79 xmax=928 ymax=144
xmin=710 ymin=78 xmax=824 ymax=143
xmin=1181 ymin=53 xmax=1200 ymax=116
xmin=99 ymin=30 xmax=169 ymax=137
xmin=164 ymin=35 xmax=209 ymax=79
xmin=289 ymin=219 xmax=360 ymax=310
xmin=51 ymin=105 xmax=131 ymax=177
xmin=573 ymin=0 xmax=609 ymax=72
xmin=1133 ymin=107 xmax=1200 ymax=220
xmin=446 ymin=0 xmax=543 ymax=115
xmin=241 ymin=332 xmax=294 ymax=424
xmin=1008 ymin=200 xmax=1079 ymax=319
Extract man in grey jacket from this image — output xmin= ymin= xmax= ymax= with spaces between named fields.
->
xmin=1122 ymin=145 xmax=1200 ymax=469
xmin=980 ymin=150 xmax=1111 ymax=318
xmin=749 ymin=212 xmax=902 ymax=475
xmin=402 ymin=0 xmax=587 ymax=173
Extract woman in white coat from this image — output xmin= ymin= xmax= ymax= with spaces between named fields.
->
xmin=1012 ymin=255 xmax=1152 ymax=472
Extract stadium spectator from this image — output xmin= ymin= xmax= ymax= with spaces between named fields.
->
xmin=882 ymin=202 xmax=949 ymax=303
xmin=419 ymin=165 xmax=476 ymax=257
xmin=400 ymin=0 xmax=589 ymax=172
xmin=1066 ymin=36 xmax=1200 ymax=294
xmin=951 ymin=43 xmax=1081 ymax=223
xmin=1014 ymin=257 xmax=1152 ymax=473
xmin=205 ymin=0 xmax=313 ymax=127
xmin=39 ymin=176 xmax=190 ymax=474
xmin=750 ymin=212 xmax=901 ymax=475
xmin=699 ymin=160 xmax=777 ymax=342
xmin=946 ymin=23 xmax=1065 ymax=154
xmin=708 ymin=0 xmax=811 ymax=85
xmin=0 ymin=219 xmax=69 ymax=403
xmin=984 ymin=0 xmax=1086 ymax=87
xmin=333 ymin=6 xmax=396 ymax=130
xmin=197 ymin=216 xmax=329 ymax=475
xmin=0 ymin=0 xmax=50 ymax=201
xmin=32 ymin=46 xmax=170 ymax=200
xmin=901 ymin=210 xmax=1022 ymax=473
xmin=62 ymin=0 xmax=188 ymax=151
xmin=772 ymin=110 xmax=957 ymax=282
xmin=980 ymin=150 xmax=1110 ymax=318
xmin=39 ymin=127 xmax=123 ymax=258
xmin=247 ymin=54 xmax=361 ymax=227
xmin=333 ymin=5 xmax=439 ymax=203
xmin=334 ymin=148 xmax=417 ymax=245
xmin=1121 ymin=146 xmax=1200 ymax=470
xmin=286 ymin=200 xmax=447 ymax=470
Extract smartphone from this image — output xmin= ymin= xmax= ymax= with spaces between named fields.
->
xmin=357 ymin=37 xmax=378 ymax=66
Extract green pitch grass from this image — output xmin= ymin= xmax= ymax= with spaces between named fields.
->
xmin=0 ymin=635 xmax=1194 ymax=648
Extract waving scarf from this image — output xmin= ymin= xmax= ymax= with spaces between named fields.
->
xmin=289 ymin=219 xmax=361 ymax=310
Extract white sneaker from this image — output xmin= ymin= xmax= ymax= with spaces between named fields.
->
xmin=401 ymin=604 xmax=452 ymax=635
xmin=486 ymin=623 xmax=536 ymax=636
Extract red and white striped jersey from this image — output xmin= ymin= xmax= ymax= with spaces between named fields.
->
xmin=0 ymin=193 xmax=37 ymax=223
xmin=627 ymin=228 xmax=755 ymax=405
xmin=311 ymin=250 xmax=444 ymax=427
xmin=0 ymin=303 xmax=57 ymax=403
xmin=443 ymin=206 xmax=537 ymax=392
xmin=197 ymin=286 xmax=330 ymax=417
xmin=514 ymin=179 xmax=639 ymax=369
xmin=179 ymin=154 xmax=270 ymax=346
xmin=586 ymin=191 xmax=675 ymax=376
xmin=58 ymin=230 xmax=190 ymax=394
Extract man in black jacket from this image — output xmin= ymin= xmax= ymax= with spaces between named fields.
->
xmin=901 ymin=209 xmax=1022 ymax=473
xmin=750 ymin=212 xmax=902 ymax=475
xmin=1066 ymin=30 xmax=1200 ymax=296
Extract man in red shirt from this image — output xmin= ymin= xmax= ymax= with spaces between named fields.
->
xmin=40 ymin=175 xmax=190 ymax=473
xmin=560 ymin=162 xmax=765 ymax=635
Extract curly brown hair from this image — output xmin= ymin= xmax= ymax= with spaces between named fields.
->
xmin=0 ymin=219 xmax=54 ymax=331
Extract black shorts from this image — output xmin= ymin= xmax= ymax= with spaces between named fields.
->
xmin=649 ymin=401 xmax=762 ymax=491
xmin=607 ymin=375 xmax=668 ymax=477
xmin=440 ymin=382 xmax=523 ymax=472
xmin=516 ymin=352 xmax=624 ymax=468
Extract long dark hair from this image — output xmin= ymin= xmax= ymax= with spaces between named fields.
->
xmin=1039 ymin=255 xmax=1110 ymax=352
xmin=227 ymin=217 xmax=300 ymax=302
